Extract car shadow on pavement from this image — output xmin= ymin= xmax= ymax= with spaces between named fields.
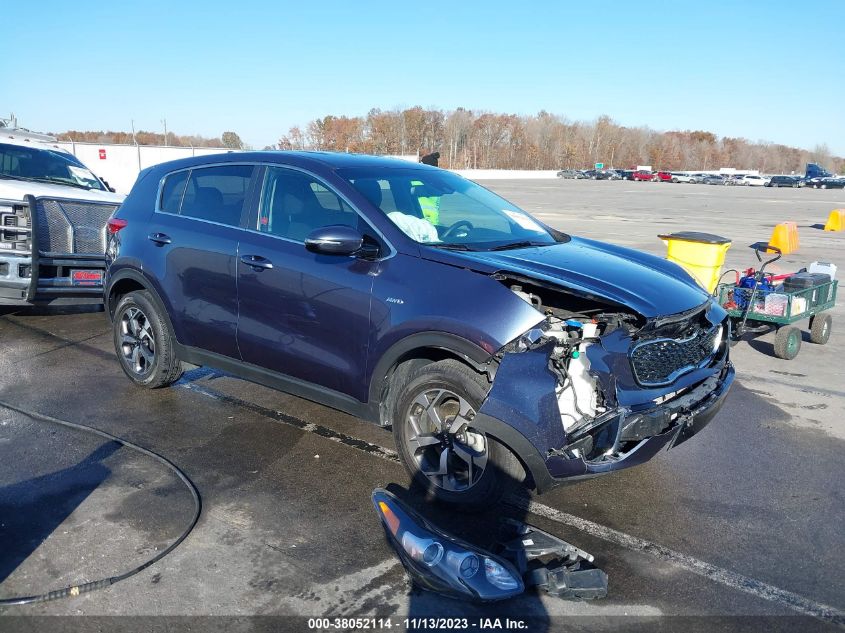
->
xmin=0 ymin=441 xmax=121 ymax=584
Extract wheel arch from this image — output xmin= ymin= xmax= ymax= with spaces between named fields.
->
xmin=106 ymin=269 xmax=180 ymax=348
xmin=369 ymin=332 xmax=496 ymax=426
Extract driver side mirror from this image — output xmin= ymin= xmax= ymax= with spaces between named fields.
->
xmin=305 ymin=225 xmax=375 ymax=257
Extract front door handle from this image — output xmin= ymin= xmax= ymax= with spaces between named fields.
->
xmin=240 ymin=254 xmax=273 ymax=270
xmin=148 ymin=232 xmax=172 ymax=245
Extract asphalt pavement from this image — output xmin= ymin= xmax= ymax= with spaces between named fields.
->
xmin=0 ymin=180 xmax=842 ymax=632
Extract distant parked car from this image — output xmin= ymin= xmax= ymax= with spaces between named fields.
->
xmin=620 ymin=170 xmax=635 ymax=180
xmin=582 ymin=169 xmax=614 ymax=180
xmin=738 ymin=175 xmax=770 ymax=187
xmin=669 ymin=172 xmax=695 ymax=183
xmin=702 ymin=175 xmax=725 ymax=185
xmin=655 ymin=171 xmax=673 ymax=182
xmin=688 ymin=173 xmax=708 ymax=184
xmin=766 ymin=176 xmax=799 ymax=188
xmin=606 ymin=169 xmax=624 ymax=180
xmin=804 ymin=177 xmax=845 ymax=189
xmin=632 ymin=170 xmax=654 ymax=181
xmin=556 ymin=169 xmax=579 ymax=179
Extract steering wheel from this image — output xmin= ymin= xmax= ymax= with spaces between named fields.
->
xmin=441 ymin=220 xmax=474 ymax=241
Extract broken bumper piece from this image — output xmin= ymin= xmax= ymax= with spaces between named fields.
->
xmin=497 ymin=519 xmax=608 ymax=600
xmin=472 ymin=341 xmax=735 ymax=493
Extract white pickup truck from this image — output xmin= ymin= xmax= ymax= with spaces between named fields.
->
xmin=0 ymin=128 xmax=124 ymax=306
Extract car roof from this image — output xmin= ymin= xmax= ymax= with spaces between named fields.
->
xmin=144 ymin=150 xmax=434 ymax=175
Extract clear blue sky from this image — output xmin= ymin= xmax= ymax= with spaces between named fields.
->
xmin=3 ymin=0 xmax=844 ymax=153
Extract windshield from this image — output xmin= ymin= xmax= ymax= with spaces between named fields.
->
xmin=339 ymin=167 xmax=561 ymax=250
xmin=0 ymin=142 xmax=107 ymax=191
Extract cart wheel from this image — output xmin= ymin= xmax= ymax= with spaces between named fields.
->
xmin=809 ymin=314 xmax=832 ymax=345
xmin=774 ymin=326 xmax=802 ymax=360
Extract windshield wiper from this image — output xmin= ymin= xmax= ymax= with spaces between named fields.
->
xmin=429 ymin=242 xmax=476 ymax=251
xmin=488 ymin=241 xmax=546 ymax=251
xmin=3 ymin=175 xmax=95 ymax=190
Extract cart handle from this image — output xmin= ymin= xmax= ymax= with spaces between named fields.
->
xmin=751 ymin=242 xmax=782 ymax=265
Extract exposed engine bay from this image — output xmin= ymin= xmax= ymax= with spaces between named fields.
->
xmin=485 ymin=274 xmax=731 ymax=474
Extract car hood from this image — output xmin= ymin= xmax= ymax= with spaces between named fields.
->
xmin=421 ymin=237 xmax=711 ymax=318
xmin=0 ymin=179 xmax=125 ymax=203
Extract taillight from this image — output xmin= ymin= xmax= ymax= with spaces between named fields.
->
xmin=107 ymin=218 xmax=128 ymax=234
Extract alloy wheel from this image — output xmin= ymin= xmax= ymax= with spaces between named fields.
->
xmin=404 ymin=388 xmax=488 ymax=492
xmin=120 ymin=306 xmax=156 ymax=377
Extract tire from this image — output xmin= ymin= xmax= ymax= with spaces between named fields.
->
xmin=792 ymin=183 xmax=798 ymax=188
xmin=113 ymin=290 xmax=183 ymax=388
xmin=392 ymin=359 xmax=522 ymax=508
xmin=809 ymin=313 xmax=832 ymax=345
xmin=774 ymin=326 xmax=802 ymax=360
xmin=671 ymin=178 xmax=678 ymax=183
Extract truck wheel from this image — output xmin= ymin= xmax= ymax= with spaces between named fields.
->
xmin=113 ymin=290 xmax=183 ymax=388
xmin=809 ymin=314 xmax=832 ymax=344
xmin=392 ymin=359 xmax=522 ymax=508
xmin=774 ymin=326 xmax=802 ymax=360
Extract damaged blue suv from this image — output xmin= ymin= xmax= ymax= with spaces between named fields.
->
xmin=104 ymin=152 xmax=734 ymax=506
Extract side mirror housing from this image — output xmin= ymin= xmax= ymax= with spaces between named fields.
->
xmin=305 ymin=225 xmax=365 ymax=256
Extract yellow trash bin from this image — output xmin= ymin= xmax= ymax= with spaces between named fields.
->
xmin=658 ymin=231 xmax=732 ymax=293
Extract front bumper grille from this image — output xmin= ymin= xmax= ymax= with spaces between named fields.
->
xmin=631 ymin=323 xmax=721 ymax=386
xmin=35 ymin=199 xmax=119 ymax=255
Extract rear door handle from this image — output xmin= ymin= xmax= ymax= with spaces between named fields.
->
xmin=148 ymin=232 xmax=172 ymax=245
xmin=240 ymin=254 xmax=273 ymax=270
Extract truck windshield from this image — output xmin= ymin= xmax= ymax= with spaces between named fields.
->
xmin=0 ymin=142 xmax=107 ymax=191
xmin=339 ymin=166 xmax=561 ymax=250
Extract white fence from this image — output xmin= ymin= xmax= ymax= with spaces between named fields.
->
xmin=58 ymin=144 xmax=428 ymax=194
xmin=57 ymin=142 xmax=239 ymax=194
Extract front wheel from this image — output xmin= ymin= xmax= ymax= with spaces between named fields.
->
xmin=113 ymin=290 xmax=183 ymax=388
xmin=392 ymin=360 xmax=522 ymax=508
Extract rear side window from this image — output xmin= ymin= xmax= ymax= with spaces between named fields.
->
xmin=159 ymin=170 xmax=189 ymax=213
xmin=180 ymin=165 xmax=254 ymax=226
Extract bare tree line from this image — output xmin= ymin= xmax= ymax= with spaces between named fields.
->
xmin=274 ymin=107 xmax=843 ymax=174
xmin=52 ymin=130 xmax=245 ymax=149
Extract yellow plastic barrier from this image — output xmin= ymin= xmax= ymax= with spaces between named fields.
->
xmin=768 ymin=222 xmax=800 ymax=254
xmin=824 ymin=209 xmax=845 ymax=232
xmin=659 ymin=232 xmax=732 ymax=293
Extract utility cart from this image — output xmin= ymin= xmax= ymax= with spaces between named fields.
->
xmin=715 ymin=244 xmax=837 ymax=360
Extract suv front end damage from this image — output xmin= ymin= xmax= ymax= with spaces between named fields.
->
xmin=472 ymin=278 xmax=735 ymax=493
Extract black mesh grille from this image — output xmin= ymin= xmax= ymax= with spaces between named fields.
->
xmin=631 ymin=325 xmax=721 ymax=386
xmin=35 ymin=199 xmax=118 ymax=255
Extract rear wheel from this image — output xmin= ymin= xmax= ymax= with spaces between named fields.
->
xmin=113 ymin=290 xmax=183 ymax=388
xmin=774 ymin=325 xmax=802 ymax=360
xmin=809 ymin=314 xmax=832 ymax=344
xmin=392 ymin=359 xmax=521 ymax=508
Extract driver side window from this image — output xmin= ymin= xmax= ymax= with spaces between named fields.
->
xmin=259 ymin=168 xmax=358 ymax=242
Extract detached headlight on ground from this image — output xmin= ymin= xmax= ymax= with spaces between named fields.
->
xmin=372 ymin=489 xmax=524 ymax=601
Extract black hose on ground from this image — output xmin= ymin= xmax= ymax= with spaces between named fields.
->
xmin=0 ymin=399 xmax=202 ymax=606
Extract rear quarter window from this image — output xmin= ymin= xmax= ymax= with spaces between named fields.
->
xmin=159 ymin=170 xmax=189 ymax=213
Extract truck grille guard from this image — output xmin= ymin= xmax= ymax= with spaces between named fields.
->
xmin=0 ymin=195 xmax=118 ymax=302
